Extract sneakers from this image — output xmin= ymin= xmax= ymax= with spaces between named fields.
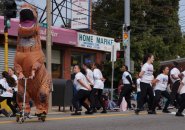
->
xmin=135 ymin=109 xmax=140 ymax=115
xmin=176 ymin=112 xmax=184 ymax=117
xmin=148 ymin=110 xmax=156 ymax=114
xmin=9 ymin=113 xmax=16 ymax=117
xmin=0 ymin=109 xmax=9 ymax=117
xmin=85 ymin=110 xmax=93 ymax=115
xmin=101 ymin=110 xmax=107 ymax=114
xmin=71 ymin=111 xmax=81 ymax=115
xmin=162 ymin=109 xmax=171 ymax=113
xmin=92 ymin=109 xmax=97 ymax=113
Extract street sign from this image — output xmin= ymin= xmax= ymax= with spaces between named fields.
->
xmin=40 ymin=23 xmax=48 ymax=28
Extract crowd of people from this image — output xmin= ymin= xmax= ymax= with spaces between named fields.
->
xmin=1 ymin=54 xmax=185 ymax=118
xmin=133 ymin=53 xmax=185 ymax=117
xmin=72 ymin=63 xmax=106 ymax=115
xmin=71 ymin=53 xmax=185 ymax=117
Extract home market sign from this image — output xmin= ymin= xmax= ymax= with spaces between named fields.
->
xmin=78 ymin=32 xmax=115 ymax=52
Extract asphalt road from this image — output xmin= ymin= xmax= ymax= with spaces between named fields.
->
xmin=0 ymin=110 xmax=184 ymax=130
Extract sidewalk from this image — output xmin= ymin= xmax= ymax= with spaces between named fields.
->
xmin=30 ymin=106 xmax=73 ymax=115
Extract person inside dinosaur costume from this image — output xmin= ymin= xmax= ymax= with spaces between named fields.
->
xmin=14 ymin=3 xmax=51 ymax=116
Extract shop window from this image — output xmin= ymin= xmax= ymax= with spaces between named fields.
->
xmin=71 ymin=54 xmax=82 ymax=66
xmin=52 ymin=64 xmax=61 ymax=78
xmin=43 ymin=49 xmax=62 ymax=78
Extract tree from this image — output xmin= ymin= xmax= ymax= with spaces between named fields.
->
xmin=92 ymin=0 xmax=183 ymax=73
xmin=0 ymin=0 xmax=4 ymax=15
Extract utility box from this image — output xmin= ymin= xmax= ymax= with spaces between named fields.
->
xmin=52 ymin=79 xmax=73 ymax=111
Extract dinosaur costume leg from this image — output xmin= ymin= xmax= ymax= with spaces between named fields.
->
xmin=17 ymin=80 xmax=31 ymax=113
xmin=34 ymin=83 xmax=50 ymax=114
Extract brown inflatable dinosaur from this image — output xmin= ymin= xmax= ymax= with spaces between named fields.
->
xmin=14 ymin=3 xmax=51 ymax=115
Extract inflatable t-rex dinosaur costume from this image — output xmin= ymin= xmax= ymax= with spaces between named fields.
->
xmin=14 ymin=3 xmax=51 ymax=115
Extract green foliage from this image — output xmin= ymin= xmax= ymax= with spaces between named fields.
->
xmin=93 ymin=0 xmax=184 ymax=73
xmin=0 ymin=0 xmax=4 ymax=15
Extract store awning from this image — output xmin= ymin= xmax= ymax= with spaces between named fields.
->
xmin=0 ymin=16 xmax=77 ymax=46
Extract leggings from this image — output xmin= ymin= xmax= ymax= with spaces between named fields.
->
xmin=118 ymin=84 xmax=132 ymax=108
xmin=72 ymin=89 xmax=91 ymax=111
xmin=90 ymin=88 xmax=106 ymax=111
xmin=177 ymin=93 xmax=185 ymax=114
xmin=0 ymin=96 xmax=17 ymax=114
xmin=152 ymin=90 xmax=171 ymax=111
xmin=137 ymin=82 xmax=154 ymax=111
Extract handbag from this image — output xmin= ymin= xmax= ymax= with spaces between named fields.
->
xmin=120 ymin=97 xmax=128 ymax=112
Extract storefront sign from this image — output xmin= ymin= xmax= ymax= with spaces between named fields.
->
xmin=78 ymin=32 xmax=115 ymax=52
xmin=71 ymin=0 xmax=90 ymax=30
xmin=0 ymin=16 xmax=77 ymax=46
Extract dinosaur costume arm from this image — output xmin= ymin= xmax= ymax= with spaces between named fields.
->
xmin=32 ymin=56 xmax=45 ymax=71
xmin=14 ymin=60 xmax=23 ymax=75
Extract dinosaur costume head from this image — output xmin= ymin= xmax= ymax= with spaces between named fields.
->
xmin=18 ymin=3 xmax=38 ymax=38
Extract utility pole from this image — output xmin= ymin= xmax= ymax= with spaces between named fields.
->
xmin=124 ymin=0 xmax=130 ymax=71
xmin=46 ymin=0 xmax=52 ymax=112
xmin=4 ymin=19 xmax=8 ymax=71
xmin=111 ymin=45 xmax=115 ymax=101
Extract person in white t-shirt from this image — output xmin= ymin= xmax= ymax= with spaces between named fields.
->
xmin=72 ymin=65 xmax=93 ymax=115
xmin=135 ymin=73 xmax=141 ymax=108
xmin=8 ymin=67 xmax=18 ymax=114
xmin=170 ymin=61 xmax=181 ymax=108
xmin=8 ymin=68 xmax=18 ymax=91
xmin=152 ymin=65 xmax=171 ymax=113
xmin=176 ymin=74 xmax=185 ymax=117
xmin=0 ymin=71 xmax=17 ymax=116
xmin=90 ymin=63 xmax=107 ymax=113
xmin=135 ymin=53 xmax=155 ymax=115
xmin=82 ymin=63 xmax=94 ymax=87
xmin=118 ymin=65 xmax=133 ymax=109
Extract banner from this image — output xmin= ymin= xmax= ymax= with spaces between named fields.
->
xmin=71 ymin=0 xmax=90 ymax=30
xmin=78 ymin=32 xmax=115 ymax=52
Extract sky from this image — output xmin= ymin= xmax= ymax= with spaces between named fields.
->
xmin=16 ymin=0 xmax=185 ymax=32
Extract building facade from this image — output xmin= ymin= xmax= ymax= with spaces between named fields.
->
xmin=0 ymin=16 xmax=116 ymax=79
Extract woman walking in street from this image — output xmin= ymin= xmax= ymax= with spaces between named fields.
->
xmin=118 ymin=65 xmax=133 ymax=110
xmin=170 ymin=62 xmax=181 ymax=108
xmin=90 ymin=63 xmax=107 ymax=113
xmin=0 ymin=71 xmax=17 ymax=117
xmin=152 ymin=65 xmax=171 ymax=114
xmin=72 ymin=65 xmax=93 ymax=115
xmin=176 ymin=71 xmax=185 ymax=116
xmin=8 ymin=67 xmax=18 ymax=114
xmin=135 ymin=53 xmax=155 ymax=115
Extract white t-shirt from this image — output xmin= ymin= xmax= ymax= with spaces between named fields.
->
xmin=137 ymin=78 xmax=141 ymax=92
xmin=170 ymin=68 xmax=180 ymax=83
xmin=122 ymin=71 xmax=132 ymax=84
xmin=154 ymin=74 xmax=168 ymax=91
xmin=74 ymin=72 xmax=89 ymax=91
xmin=93 ymin=68 xmax=104 ymax=89
xmin=141 ymin=63 xmax=154 ymax=83
xmin=86 ymin=68 xmax=94 ymax=85
xmin=180 ymin=78 xmax=185 ymax=94
xmin=0 ymin=78 xmax=13 ymax=97
xmin=181 ymin=71 xmax=185 ymax=78
xmin=12 ymin=74 xmax=18 ymax=92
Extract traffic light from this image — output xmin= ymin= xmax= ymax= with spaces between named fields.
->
xmin=123 ymin=25 xmax=130 ymax=46
xmin=123 ymin=32 xmax=128 ymax=39
xmin=116 ymin=50 xmax=124 ymax=59
xmin=4 ymin=0 xmax=17 ymax=19
xmin=3 ymin=0 xmax=17 ymax=29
